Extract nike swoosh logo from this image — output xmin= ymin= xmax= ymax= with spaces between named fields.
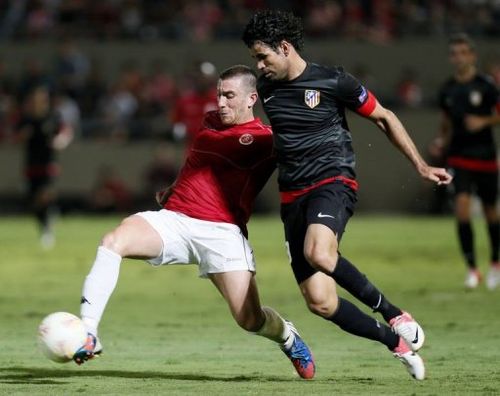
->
xmin=318 ymin=212 xmax=335 ymax=219
xmin=412 ymin=328 xmax=419 ymax=344
xmin=263 ymin=96 xmax=275 ymax=104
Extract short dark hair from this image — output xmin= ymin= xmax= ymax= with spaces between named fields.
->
xmin=242 ymin=10 xmax=304 ymax=52
xmin=219 ymin=64 xmax=257 ymax=90
xmin=448 ymin=32 xmax=475 ymax=50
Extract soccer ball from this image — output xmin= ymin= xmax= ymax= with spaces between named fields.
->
xmin=38 ymin=312 xmax=88 ymax=363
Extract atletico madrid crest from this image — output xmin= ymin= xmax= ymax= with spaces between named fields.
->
xmin=305 ymin=90 xmax=320 ymax=108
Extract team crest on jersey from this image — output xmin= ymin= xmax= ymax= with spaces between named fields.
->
xmin=305 ymin=90 xmax=320 ymax=108
xmin=469 ymin=90 xmax=482 ymax=106
xmin=358 ymin=86 xmax=368 ymax=103
xmin=239 ymin=133 xmax=254 ymax=145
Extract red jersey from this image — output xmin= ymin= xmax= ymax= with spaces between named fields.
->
xmin=165 ymin=111 xmax=275 ymax=237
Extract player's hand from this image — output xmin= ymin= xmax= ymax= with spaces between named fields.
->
xmin=464 ymin=114 xmax=487 ymax=132
xmin=155 ymin=186 xmax=173 ymax=207
xmin=52 ymin=125 xmax=74 ymax=150
xmin=419 ymin=165 xmax=453 ymax=186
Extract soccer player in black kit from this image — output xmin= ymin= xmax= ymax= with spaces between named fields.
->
xmin=16 ymin=86 xmax=73 ymax=248
xmin=434 ymin=33 xmax=500 ymax=290
xmin=243 ymin=10 xmax=452 ymax=380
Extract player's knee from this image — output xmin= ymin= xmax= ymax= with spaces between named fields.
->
xmin=304 ymin=247 xmax=338 ymax=273
xmin=100 ymin=230 xmax=121 ymax=253
xmin=100 ymin=226 xmax=130 ymax=256
xmin=101 ymin=216 xmax=136 ymax=254
xmin=306 ymin=299 xmax=337 ymax=318
xmin=305 ymin=293 xmax=338 ymax=318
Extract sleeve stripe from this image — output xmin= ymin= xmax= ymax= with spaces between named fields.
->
xmin=356 ymin=91 xmax=377 ymax=117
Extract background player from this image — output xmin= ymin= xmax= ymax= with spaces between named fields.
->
xmin=73 ymin=65 xmax=315 ymax=379
xmin=433 ymin=33 xmax=500 ymax=290
xmin=15 ymin=85 xmax=73 ymax=248
xmin=242 ymin=10 xmax=453 ymax=381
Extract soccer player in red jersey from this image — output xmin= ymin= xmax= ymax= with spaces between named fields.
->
xmin=434 ymin=33 xmax=500 ymax=290
xmin=243 ymin=10 xmax=453 ymax=380
xmin=74 ymin=65 xmax=315 ymax=379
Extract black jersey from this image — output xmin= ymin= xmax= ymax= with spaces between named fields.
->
xmin=439 ymin=73 xmax=499 ymax=161
xmin=17 ymin=112 xmax=62 ymax=171
xmin=257 ymin=63 xmax=372 ymax=191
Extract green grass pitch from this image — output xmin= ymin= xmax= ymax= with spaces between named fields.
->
xmin=0 ymin=215 xmax=499 ymax=395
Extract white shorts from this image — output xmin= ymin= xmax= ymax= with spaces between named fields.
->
xmin=136 ymin=209 xmax=256 ymax=278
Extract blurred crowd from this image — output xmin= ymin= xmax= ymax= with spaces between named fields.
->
xmin=1 ymin=39 xmax=499 ymax=143
xmin=0 ymin=1 xmax=499 ymax=43
xmin=1 ymin=2 xmax=498 ymax=214
xmin=0 ymin=1 xmax=499 ymax=144
xmin=0 ymin=39 xmax=220 ymax=142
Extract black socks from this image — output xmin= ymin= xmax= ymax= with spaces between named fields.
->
xmin=331 ymin=256 xmax=401 ymax=322
xmin=458 ymin=222 xmax=475 ymax=268
xmin=487 ymin=222 xmax=499 ymax=263
xmin=327 ymin=298 xmax=399 ymax=350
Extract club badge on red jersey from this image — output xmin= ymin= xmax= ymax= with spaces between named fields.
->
xmin=305 ymin=90 xmax=320 ymax=109
xmin=239 ymin=133 xmax=254 ymax=145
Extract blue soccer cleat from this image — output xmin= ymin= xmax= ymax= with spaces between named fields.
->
xmin=73 ymin=333 xmax=103 ymax=365
xmin=281 ymin=321 xmax=315 ymax=379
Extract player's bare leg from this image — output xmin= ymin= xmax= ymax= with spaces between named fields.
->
xmin=303 ymin=223 xmax=339 ymax=272
xmin=303 ymin=223 xmax=424 ymax=347
xmin=210 ymin=271 xmax=315 ymax=379
xmin=101 ymin=215 xmax=164 ymax=259
xmin=299 ymin=272 xmax=338 ymax=317
xmin=299 ymin=272 xmax=424 ymax=379
xmin=210 ymin=271 xmax=264 ymax=332
xmin=300 ymin=226 xmax=425 ymax=378
xmin=76 ymin=215 xmax=163 ymax=364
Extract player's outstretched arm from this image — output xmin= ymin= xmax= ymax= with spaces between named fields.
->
xmin=366 ymin=101 xmax=452 ymax=186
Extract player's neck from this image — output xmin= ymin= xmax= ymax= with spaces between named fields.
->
xmin=236 ymin=115 xmax=255 ymax=125
xmin=286 ymin=56 xmax=307 ymax=81
xmin=455 ymin=65 xmax=476 ymax=83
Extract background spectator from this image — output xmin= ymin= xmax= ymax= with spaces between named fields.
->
xmin=88 ymin=164 xmax=133 ymax=213
xmin=170 ymin=61 xmax=218 ymax=150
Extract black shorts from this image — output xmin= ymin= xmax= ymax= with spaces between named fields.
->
xmin=450 ymin=167 xmax=498 ymax=205
xmin=280 ymin=182 xmax=357 ymax=284
xmin=28 ymin=176 xmax=53 ymax=199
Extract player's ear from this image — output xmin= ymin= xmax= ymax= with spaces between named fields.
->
xmin=280 ymin=40 xmax=291 ymax=56
xmin=248 ymin=91 xmax=258 ymax=108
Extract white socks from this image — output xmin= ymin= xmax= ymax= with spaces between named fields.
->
xmin=80 ymin=246 xmax=122 ymax=336
xmin=254 ymin=306 xmax=292 ymax=346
